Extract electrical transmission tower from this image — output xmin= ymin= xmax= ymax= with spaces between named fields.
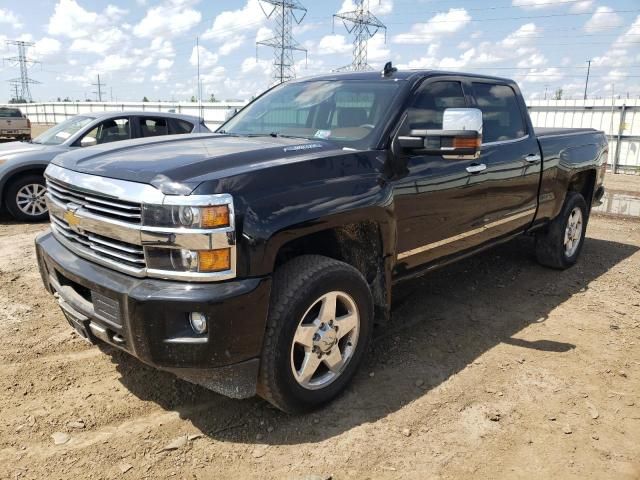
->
xmin=333 ymin=0 xmax=386 ymax=71
xmin=4 ymin=40 xmax=40 ymax=102
xmin=92 ymin=75 xmax=106 ymax=102
xmin=256 ymin=0 xmax=307 ymax=84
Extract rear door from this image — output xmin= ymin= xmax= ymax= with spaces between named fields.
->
xmin=469 ymin=80 xmax=541 ymax=237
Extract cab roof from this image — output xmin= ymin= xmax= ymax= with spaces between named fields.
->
xmin=290 ymin=69 xmax=516 ymax=85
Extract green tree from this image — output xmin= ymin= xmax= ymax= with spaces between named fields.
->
xmin=553 ymin=88 xmax=563 ymax=100
xmin=142 ymin=96 xmax=150 ymax=102
xmin=209 ymin=93 xmax=216 ymax=102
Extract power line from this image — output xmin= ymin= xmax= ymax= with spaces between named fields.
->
xmin=256 ymin=0 xmax=308 ymax=84
xmin=4 ymin=40 xmax=40 ymax=102
xmin=333 ymin=0 xmax=387 ymax=72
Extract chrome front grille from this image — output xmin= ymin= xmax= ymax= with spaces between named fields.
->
xmin=50 ymin=215 xmax=146 ymax=270
xmin=46 ymin=178 xmax=142 ymax=224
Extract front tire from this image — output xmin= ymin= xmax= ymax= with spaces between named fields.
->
xmin=257 ymin=255 xmax=373 ymax=413
xmin=535 ymin=191 xmax=588 ymax=269
xmin=5 ymin=174 xmax=49 ymax=222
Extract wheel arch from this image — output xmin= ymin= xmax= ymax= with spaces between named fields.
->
xmin=0 ymin=164 xmax=48 ymax=207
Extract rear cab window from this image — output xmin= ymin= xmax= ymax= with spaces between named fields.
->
xmin=169 ymin=119 xmax=194 ymax=135
xmin=0 ymin=108 xmax=23 ymax=118
xmin=472 ymin=83 xmax=527 ymax=143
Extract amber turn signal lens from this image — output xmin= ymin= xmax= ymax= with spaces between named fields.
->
xmin=452 ymin=136 xmax=481 ymax=149
xmin=201 ymin=205 xmax=230 ymax=228
xmin=198 ymin=248 xmax=231 ymax=272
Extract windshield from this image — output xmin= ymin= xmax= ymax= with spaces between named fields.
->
xmin=219 ymin=80 xmax=403 ymax=148
xmin=32 ymin=116 xmax=94 ymax=145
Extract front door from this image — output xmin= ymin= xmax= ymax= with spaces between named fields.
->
xmin=392 ymin=78 xmax=492 ymax=275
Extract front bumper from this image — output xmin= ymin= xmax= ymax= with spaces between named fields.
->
xmin=35 ymin=230 xmax=271 ymax=398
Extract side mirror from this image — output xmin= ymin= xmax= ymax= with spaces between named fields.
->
xmin=397 ymin=108 xmax=483 ymax=159
xmin=80 ymin=136 xmax=97 ymax=148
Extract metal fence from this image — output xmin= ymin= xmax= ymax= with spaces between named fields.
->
xmin=528 ymin=99 xmax=640 ymax=174
xmin=0 ymin=101 xmax=246 ymax=130
xmin=2 ymin=99 xmax=639 ymax=174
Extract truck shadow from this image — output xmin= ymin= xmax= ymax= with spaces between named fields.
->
xmin=106 ymin=234 xmax=638 ymax=444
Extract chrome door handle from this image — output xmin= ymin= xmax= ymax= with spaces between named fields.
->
xmin=524 ymin=154 xmax=541 ymax=163
xmin=466 ymin=163 xmax=487 ymax=174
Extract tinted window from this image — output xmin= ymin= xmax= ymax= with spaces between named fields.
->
xmin=405 ymin=81 xmax=466 ymax=131
xmin=82 ymin=118 xmax=131 ymax=146
xmin=171 ymin=119 xmax=194 ymax=134
xmin=472 ymin=83 xmax=526 ymax=143
xmin=32 ymin=116 xmax=93 ymax=145
xmin=0 ymin=108 xmax=22 ymax=118
xmin=139 ymin=118 xmax=169 ymax=137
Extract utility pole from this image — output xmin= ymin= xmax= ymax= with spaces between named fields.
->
xmin=9 ymin=81 xmax=20 ymax=102
xmin=333 ymin=0 xmax=387 ymax=71
xmin=583 ymin=59 xmax=591 ymax=100
xmin=4 ymin=40 xmax=40 ymax=102
xmin=92 ymin=74 xmax=105 ymax=102
xmin=257 ymin=0 xmax=308 ymax=84
xmin=196 ymin=36 xmax=202 ymax=118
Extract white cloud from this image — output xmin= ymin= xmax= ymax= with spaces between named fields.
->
xmin=521 ymin=67 xmax=564 ymax=83
xmin=317 ymin=34 xmax=351 ymax=55
xmin=134 ymin=0 xmax=201 ymax=38
xmin=584 ymin=6 xmax=623 ymax=33
xmin=203 ymin=0 xmax=265 ymax=41
xmin=570 ymin=1 xmax=595 ymax=13
xmin=47 ymin=0 xmax=99 ymax=38
xmin=517 ymin=52 xmax=547 ymax=68
xmin=219 ymin=36 xmax=245 ymax=56
xmin=339 ymin=0 xmax=393 ymax=15
xmin=0 ymin=8 xmax=21 ymax=28
xmin=157 ymin=58 xmax=174 ymax=70
xmin=33 ymin=38 xmax=62 ymax=59
xmin=70 ymin=28 xmax=127 ymax=56
xmin=367 ymin=34 xmax=391 ymax=64
xmin=189 ymin=45 xmax=219 ymax=69
xmin=240 ymin=57 xmax=271 ymax=75
xmin=393 ymin=8 xmax=471 ymax=44
xmin=501 ymin=23 xmax=539 ymax=48
xmin=151 ymin=71 xmax=169 ymax=83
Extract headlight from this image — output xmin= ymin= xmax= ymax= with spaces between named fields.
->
xmin=142 ymin=204 xmax=230 ymax=229
xmin=146 ymin=247 xmax=231 ymax=273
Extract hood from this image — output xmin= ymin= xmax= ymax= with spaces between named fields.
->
xmin=0 ymin=141 xmax=68 ymax=160
xmin=51 ymin=134 xmax=344 ymax=194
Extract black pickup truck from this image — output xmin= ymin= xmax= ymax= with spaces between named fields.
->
xmin=35 ymin=67 xmax=607 ymax=412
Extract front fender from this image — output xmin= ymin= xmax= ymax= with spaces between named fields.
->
xmin=238 ymin=173 xmax=396 ymax=277
xmin=0 ymin=160 xmax=51 ymax=206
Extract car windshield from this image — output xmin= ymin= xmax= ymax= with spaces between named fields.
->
xmin=219 ymin=80 xmax=403 ymax=148
xmin=32 ymin=116 xmax=94 ymax=145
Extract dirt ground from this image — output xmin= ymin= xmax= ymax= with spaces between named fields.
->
xmin=1 ymin=182 xmax=639 ymax=479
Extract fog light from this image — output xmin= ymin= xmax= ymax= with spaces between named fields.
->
xmin=189 ymin=312 xmax=208 ymax=334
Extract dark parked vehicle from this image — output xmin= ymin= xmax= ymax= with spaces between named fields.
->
xmin=0 ymin=111 xmax=209 ymax=221
xmin=35 ymin=67 xmax=607 ymax=412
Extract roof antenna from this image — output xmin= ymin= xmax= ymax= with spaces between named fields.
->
xmin=381 ymin=61 xmax=397 ymax=77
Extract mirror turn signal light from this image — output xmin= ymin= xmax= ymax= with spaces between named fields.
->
xmin=452 ymin=136 xmax=482 ymax=149
xmin=198 ymin=248 xmax=231 ymax=272
xmin=201 ymin=205 xmax=230 ymax=228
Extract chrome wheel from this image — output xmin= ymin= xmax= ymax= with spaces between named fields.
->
xmin=16 ymin=183 xmax=47 ymax=217
xmin=564 ymin=206 xmax=583 ymax=257
xmin=290 ymin=291 xmax=360 ymax=390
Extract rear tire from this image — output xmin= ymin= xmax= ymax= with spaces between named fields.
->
xmin=5 ymin=174 xmax=49 ymax=222
xmin=535 ymin=191 xmax=588 ymax=269
xmin=257 ymin=255 xmax=373 ymax=413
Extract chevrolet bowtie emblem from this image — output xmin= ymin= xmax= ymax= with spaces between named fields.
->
xmin=63 ymin=209 xmax=81 ymax=229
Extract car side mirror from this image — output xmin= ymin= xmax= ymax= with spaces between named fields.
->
xmin=397 ymin=108 xmax=483 ymax=159
xmin=80 ymin=136 xmax=97 ymax=148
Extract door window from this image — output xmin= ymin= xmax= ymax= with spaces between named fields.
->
xmin=170 ymin=119 xmax=194 ymax=134
xmin=404 ymin=81 xmax=466 ymax=132
xmin=138 ymin=117 xmax=169 ymax=137
xmin=81 ymin=117 xmax=130 ymax=146
xmin=472 ymin=83 xmax=526 ymax=143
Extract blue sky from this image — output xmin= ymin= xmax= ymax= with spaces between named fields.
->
xmin=0 ymin=0 xmax=639 ymax=102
